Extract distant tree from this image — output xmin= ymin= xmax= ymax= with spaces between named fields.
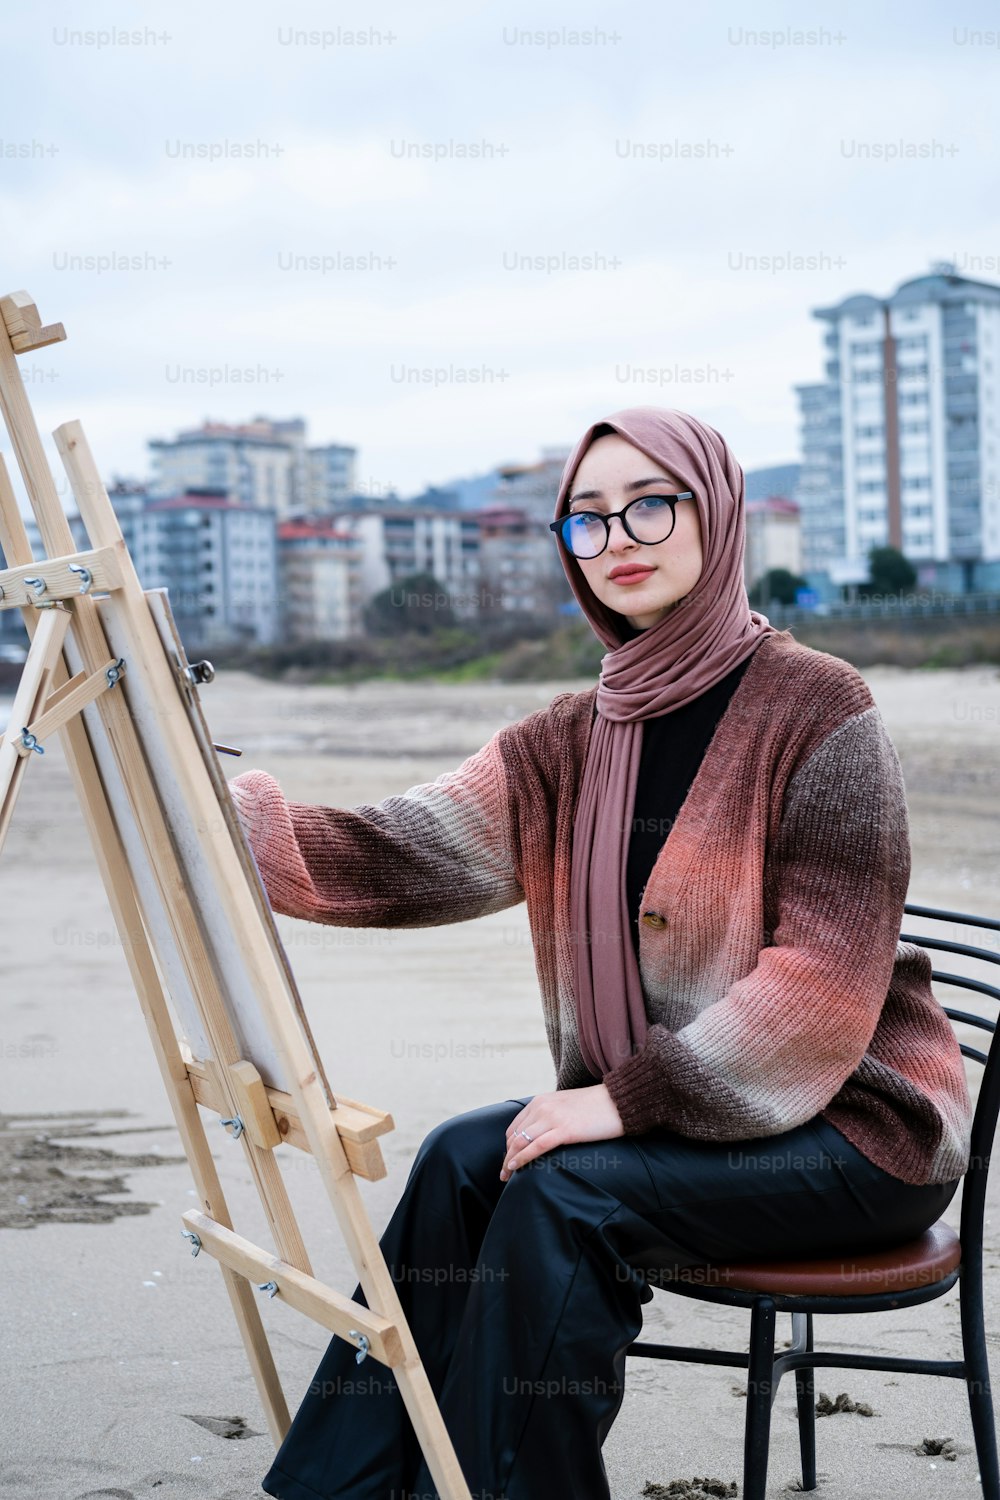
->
xmin=363 ymin=570 xmax=457 ymax=636
xmin=748 ymin=567 xmax=808 ymax=607
xmin=859 ymin=546 xmax=917 ymax=599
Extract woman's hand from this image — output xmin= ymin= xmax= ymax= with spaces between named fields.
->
xmin=500 ymin=1084 xmax=624 ymax=1181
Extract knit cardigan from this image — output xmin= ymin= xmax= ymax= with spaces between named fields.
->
xmin=228 ymin=629 xmax=973 ymax=1187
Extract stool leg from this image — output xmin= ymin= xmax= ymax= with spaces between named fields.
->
xmin=793 ymin=1311 xmax=817 ymax=1491
xmin=961 ymin=1258 xmax=1000 ymax=1500
xmin=743 ymin=1295 xmax=777 ymax=1500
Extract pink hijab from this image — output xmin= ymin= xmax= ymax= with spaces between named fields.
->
xmin=554 ymin=407 xmax=778 ymax=1078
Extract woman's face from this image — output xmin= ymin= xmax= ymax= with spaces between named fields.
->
xmin=564 ymin=432 xmax=704 ymax=630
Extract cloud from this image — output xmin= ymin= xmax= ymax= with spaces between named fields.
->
xmin=2 ymin=0 xmax=999 ymax=498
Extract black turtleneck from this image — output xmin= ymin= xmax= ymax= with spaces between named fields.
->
xmin=592 ymin=622 xmax=756 ymax=962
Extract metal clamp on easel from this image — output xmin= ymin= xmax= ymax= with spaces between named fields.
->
xmin=23 ymin=575 xmax=56 ymax=609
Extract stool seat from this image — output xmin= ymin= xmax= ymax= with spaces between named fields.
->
xmin=649 ymin=1221 xmax=961 ymax=1297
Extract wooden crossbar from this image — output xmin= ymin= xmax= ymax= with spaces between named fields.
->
xmin=0 ymin=543 xmax=123 ymax=608
xmin=184 ymin=1055 xmax=394 ymax=1179
xmin=182 ymin=1210 xmax=406 ymax=1367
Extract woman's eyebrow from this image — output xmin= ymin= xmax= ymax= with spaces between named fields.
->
xmin=567 ymin=477 xmax=674 ymax=509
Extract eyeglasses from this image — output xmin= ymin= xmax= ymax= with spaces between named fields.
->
xmin=549 ymin=492 xmax=694 ymax=560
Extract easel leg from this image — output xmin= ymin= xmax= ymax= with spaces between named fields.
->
xmin=394 ymin=1360 xmax=478 ymax=1500
xmin=0 ymin=478 xmax=292 ymax=1444
xmin=0 ymin=603 xmax=70 ymax=855
xmin=0 ymin=337 xmax=475 ymax=1487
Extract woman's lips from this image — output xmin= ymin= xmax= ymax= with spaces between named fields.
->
xmin=609 ymin=567 xmax=655 ymax=585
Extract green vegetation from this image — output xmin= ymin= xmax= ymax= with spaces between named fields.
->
xmin=206 ymin=610 xmax=1000 ymax=683
xmin=748 ymin=568 xmax=808 ymax=607
xmin=188 ymin=565 xmax=1000 ymax=684
xmin=363 ymin=570 xmax=458 ymax=636
xmin=212 ymin=610 xmax=573 ymax=685
xmin=860 ymin=546 xmax=918 ymax=599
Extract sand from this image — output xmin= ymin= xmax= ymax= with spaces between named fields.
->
xmin=1 ymin=663 xmax=998 ymax=1498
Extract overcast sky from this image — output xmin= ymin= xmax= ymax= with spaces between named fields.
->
xmin=3 ymin=0 xmax=1000 ymax=507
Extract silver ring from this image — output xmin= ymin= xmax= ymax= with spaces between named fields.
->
xmin=518 ymin=1129 xmax=533 ymax=1143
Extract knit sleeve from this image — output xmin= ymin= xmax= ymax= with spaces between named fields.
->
xmin=601 ymin=704 xmax=911 ymax=1140
xmin=226 ymin=728 xmax=524 ymax=928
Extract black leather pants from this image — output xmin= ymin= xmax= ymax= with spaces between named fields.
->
xmin=261 ymin=1096 xmax=959 ymax=1500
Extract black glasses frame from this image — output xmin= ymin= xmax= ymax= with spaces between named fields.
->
xmin=549 ymin=491 xmax=695 ymax=559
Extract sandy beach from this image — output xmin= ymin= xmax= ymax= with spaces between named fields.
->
xmin=1 ymin=661 xmax=998 ymax=1499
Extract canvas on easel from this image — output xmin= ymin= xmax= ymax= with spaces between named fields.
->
xmin=0 ymin=290 xmax=474 ymax=1500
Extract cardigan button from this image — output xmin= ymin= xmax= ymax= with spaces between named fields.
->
xmin=641 ymin=910 xmax=667 ymax=929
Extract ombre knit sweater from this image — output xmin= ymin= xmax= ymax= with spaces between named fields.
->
xmin=229 ymin=629 xmax=972 ymax=1187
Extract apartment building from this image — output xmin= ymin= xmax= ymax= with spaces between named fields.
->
xmin=744 ymin=496 xmax=802 ymax=591
xmin=333 ymin=506 xmax=483 ymax=620
xmin=795 ymin=263 xmax=1000 ymax=590
xmin=149 ymin=417 xmax=357 ymax=519
xmin=112 ymin=485 xmax=279 ymax=648
xmin=278 ymin=520 xmax=362 ymax=641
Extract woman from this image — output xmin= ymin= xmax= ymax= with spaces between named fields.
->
xmin=230 ymin=407 xmax=973 ymax=1500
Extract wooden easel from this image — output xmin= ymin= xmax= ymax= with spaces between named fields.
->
xmin=0 ymin=290 xmax=473 ymax=1499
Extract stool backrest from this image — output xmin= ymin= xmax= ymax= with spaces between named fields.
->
xmin=900 ymin=904 xmax=1000 ymax=1249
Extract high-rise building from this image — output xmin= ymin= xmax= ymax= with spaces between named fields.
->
xmin=306 ymin=443 xmax=358 ymax=510
xmin=795 ymin=264 xmax=1000 ymax=590
xmin=475 ymin=505 xmax=568 ymax=618
xmin=491 ymin=447 xmax=572 ymax=523
xmin=149 ymin=419 xmax=299 ymax=515
xmin=333 ymin=507 xmax=483 ymax=620
xmin=149 ymin=417 xmax=356 ymax=519
xmin=278 ymin=520 xmax=362 ymax=641
xmin=744 ymin=463 xmax=801 ymax=503
xmin=112 ymin=485 xmax=279 ymax=649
